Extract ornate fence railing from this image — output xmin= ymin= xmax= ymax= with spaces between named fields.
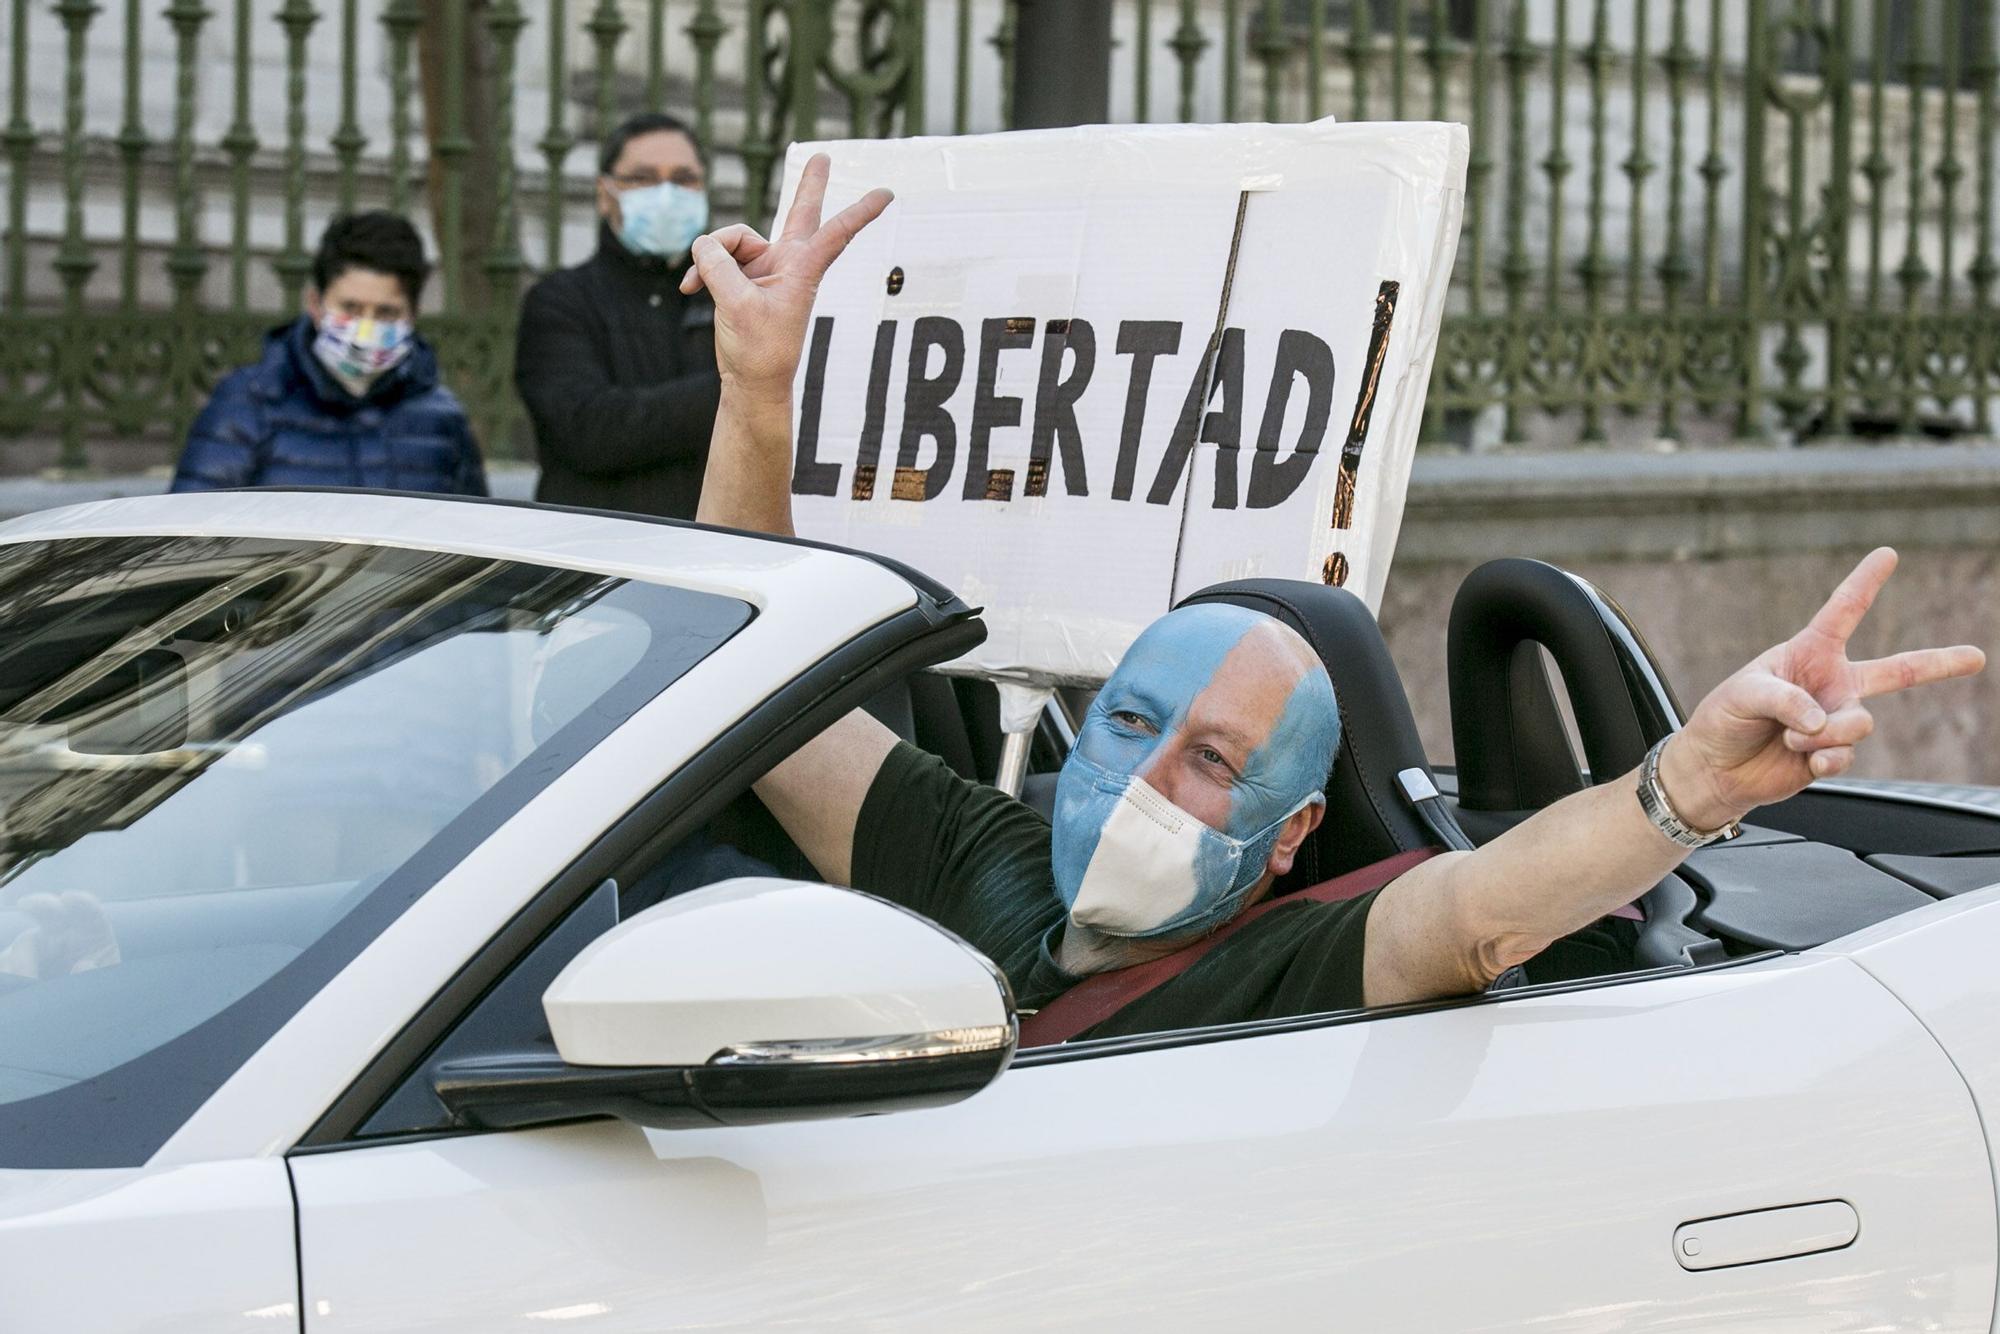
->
xmin=1 ymin=0 xmax=1996 ymax=469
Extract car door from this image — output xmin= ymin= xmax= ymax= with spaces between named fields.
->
xmin=289 ymin=932 xmax=1994 ymax=1331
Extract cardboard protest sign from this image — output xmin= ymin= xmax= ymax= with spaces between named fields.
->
xmin=775 ymin=119 xmax=1466 ymax=688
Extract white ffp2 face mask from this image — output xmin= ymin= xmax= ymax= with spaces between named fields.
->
xmin=1054 ymin=753 xmax=1315 ymax=940
xmin=1066 ymin=773 xmax=1214 ymax=935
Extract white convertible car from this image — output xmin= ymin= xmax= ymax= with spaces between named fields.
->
xmin=2 ymin=491 xmax=1999 ymax=1333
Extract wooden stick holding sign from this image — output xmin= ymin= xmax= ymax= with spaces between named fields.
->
xmin=1324 ymin=279 xmax=1401 ymax=589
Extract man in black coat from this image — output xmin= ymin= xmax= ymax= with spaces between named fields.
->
xmin=514 ymin=112 xmax=720 ymax=518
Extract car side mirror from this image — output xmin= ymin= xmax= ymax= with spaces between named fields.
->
xmin=431 ymin=878 xmax=1018 ymax=1132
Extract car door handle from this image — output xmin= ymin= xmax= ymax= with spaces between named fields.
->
xmin=1673 ymin=1201 xmax=1859 ymax=1271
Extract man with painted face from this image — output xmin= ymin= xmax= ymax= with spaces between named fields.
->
xmin=172 ymin=212 xmax=487 ymax=495
xmin=515 ymin=112 xmax=721 ymax=519
xmin=678 ymin=157 xmax=1987 ymax=1040
xmin=1053 ymin=604 xmax=1337 ymax=939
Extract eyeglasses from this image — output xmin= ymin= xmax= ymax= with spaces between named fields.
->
xmin=607 ymin=171 xmax=703 ymax=190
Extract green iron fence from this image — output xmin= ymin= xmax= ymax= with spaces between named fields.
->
xmin=0 ymin=0 xmax=1996 ymax=468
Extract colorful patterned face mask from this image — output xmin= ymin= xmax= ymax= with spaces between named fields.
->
xmin=1050 ymin=604 xmax=1341 ymax=940
xmin=615 ymin=180 xmax=709 ymax=261
xmin=312 ymin=313 xmax=414 ymax=394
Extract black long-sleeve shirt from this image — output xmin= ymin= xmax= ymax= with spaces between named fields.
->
xmin=514 ymin=223 xmax=721 ymax=519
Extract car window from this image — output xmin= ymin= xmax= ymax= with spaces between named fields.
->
xmin=356 ymin=878 xmax=623 ymax=1138
xmin=353 ymin=675 xmax=1009 ymax=1140
xmin=0 ymin=535 xmax=751 ymax=1169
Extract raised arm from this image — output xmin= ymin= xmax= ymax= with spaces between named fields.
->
xmin=682 ymin=154 xmax=900 ymax=884
xmin=1364 ymin=547 xmax=1986 ymax=1007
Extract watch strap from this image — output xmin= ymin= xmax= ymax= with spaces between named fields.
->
xmin=1637 ymin=737 xmax=1741 ymax=849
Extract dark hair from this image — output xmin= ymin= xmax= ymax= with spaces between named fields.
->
xmin=598 ymin=110 xmax=707 ymax=176
xmin=311 ymin=211 xmax=431 ymax=308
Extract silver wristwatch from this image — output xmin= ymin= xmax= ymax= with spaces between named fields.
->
xmin=1637 ymin=737 xmax=1741 ymax=849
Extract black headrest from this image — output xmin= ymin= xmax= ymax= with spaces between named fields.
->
xmin=1175 ymin=578 xmax=1448 ymax=888
xmin=1448 ymin=558 xmax=1683 ymax=813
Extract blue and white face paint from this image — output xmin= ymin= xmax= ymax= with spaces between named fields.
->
xmin=1051 ymin=604 xmax=1342 ymax=940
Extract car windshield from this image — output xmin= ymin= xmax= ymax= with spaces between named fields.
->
xmin=0 ymin=534 xmax=751 ymax=1168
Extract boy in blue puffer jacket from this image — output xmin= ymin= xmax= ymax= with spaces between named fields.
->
xmin=172 ymin=212 xmax=488 ymax=496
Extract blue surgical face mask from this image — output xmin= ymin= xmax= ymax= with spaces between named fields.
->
xmin=1049 ymin=604 xmax=1341 ymax=941
xmin=615 ymin=180 xmax=709 ymax=260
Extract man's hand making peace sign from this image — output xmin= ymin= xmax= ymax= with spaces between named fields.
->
xmin=682 ymin=153 xmax=891 ymax=536
xmin=1369 ymin=547 xmax=1987 ymax=1005
xmin=679 ymin=153 xmax=893 ymax=402
xmin=1662 ymin=547 xmax=1985 ymax=830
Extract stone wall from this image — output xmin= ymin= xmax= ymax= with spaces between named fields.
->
xmin=1379 ymin=445 xmax=2000 ymax=786
xmin=1 ymin=444 xmax=1992 ymax=784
